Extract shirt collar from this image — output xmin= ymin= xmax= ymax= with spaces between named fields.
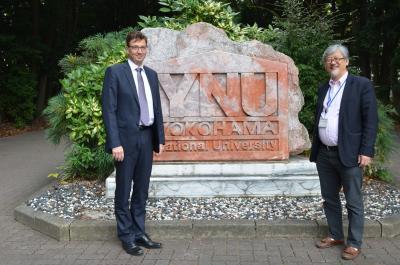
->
xmin=128 ymin=59 xmax=143 ymax=71
xmin=329 ymin=71 xmax=348 ymax=87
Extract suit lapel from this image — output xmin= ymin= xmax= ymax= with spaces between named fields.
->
xmin=122 ymin=62 xmax=139 ymax=105
xmin=339 ymin=74 xmax=353 ymax=120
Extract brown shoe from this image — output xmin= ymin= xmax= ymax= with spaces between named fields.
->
xmin=341 ymin=246 xmax=361 ymax=260
xmin=315 ymin=237 xmax=344 ymax=249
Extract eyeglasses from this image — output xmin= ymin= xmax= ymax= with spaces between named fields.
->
xmin=325 ymin=57 xmax=345 ymax=63
xmin=128 ymin=46 xmax=147 ymax=52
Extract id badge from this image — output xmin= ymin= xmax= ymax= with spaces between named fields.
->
xmin=318 ymin=118 xmax=327 ymax=128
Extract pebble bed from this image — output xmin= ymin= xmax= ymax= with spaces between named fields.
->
xmin=26 ymin=179 xmax=400 ymax=221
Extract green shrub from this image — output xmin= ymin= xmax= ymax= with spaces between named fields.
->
xmin=270 ymin=0 xmax=335 ymax=134
xmin=62 ymin=144 xmax=114 ymax=181
xmin=62 ymin=64 xmax=107 ymax=147
xmin=365 ymin=102 xmax=397 ymax=182
xmin=297 ymin=64 xmax=328 ymax=132
xmin=42 ymin=94 xmax=68 ymax=145
xmin=139 ymin=0 xmax=278 ymax=42
xmin=44 ymin=31 xmax=128 ymax=181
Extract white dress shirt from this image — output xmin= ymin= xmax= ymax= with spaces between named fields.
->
xmin=318 ymin=71 xmax=348 ymax=146
xmin=128 ymin=59 xmax=154 ymax=125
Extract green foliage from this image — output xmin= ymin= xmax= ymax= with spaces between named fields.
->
xmin=42 ymin=94 xmax=68 ymax=145
xmin=272 ymin=0 xmax=335 ymax=66
xmin=296 ymin=64 xmax=327 ymax=132
xmin=62 ymin=144 xmax=114 ymax=182
xmin=139 ymin=0 xmax=278 ymax=42
xmin=58 ymin=28 xmax=133 ymax=75
xmin=44 ymin=30 xmax=128 ymax=181
xmin=62 ymin=64 xmax=107 ymax=147
xmin=270 ymin=0 xmax=335 ymax=135
xmin=0 ymin=35 xmax=38 ymax=127
xmin=365 ymin=102 xmax=397 ymax=182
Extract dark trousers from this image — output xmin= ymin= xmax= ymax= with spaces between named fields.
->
xmin=316 ymin=147 xmax=364 ymax=248
xmin=114 ymin=127 xmax=153 ymax=244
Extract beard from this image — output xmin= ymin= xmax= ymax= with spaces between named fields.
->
xmin=329 ymin=68 xmax=340 ymax=79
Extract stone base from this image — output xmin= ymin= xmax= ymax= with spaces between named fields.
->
xmin=105 ymin=156 xmax=320 ymax=198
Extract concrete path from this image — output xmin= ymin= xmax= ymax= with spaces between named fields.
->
xmin=0 ymin=130 xmax=400 ymax=265
xmin=0 ymin=130 xmax=66 ymax=215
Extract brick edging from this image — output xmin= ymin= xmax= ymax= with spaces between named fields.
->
xmin=14 ymin=204 xmax=400 ymax=241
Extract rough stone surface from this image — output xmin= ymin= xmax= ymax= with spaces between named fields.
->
xmin=142 ymin=22 xmax=310 ymax=161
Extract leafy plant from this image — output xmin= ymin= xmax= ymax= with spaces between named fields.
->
xmin=270 ymin=0 xmax=336 ymax=134
xmin=42 ymin=94 xmax=68 ymax=145
xmin=62 ymin=144 xmax=114 ymax=181
xmin=365 ymin=102 xmax=397 ymax=182
xmin=44 ymin=30 xmax=127 ymax=181
xmin=139 ymin=0 xmax=277 ymax=42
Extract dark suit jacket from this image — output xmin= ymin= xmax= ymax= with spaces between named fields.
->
xmin=310 ymin=74 xmax=378 ymax=167
xmin=102 ymin=61 xmax=165 ymax=155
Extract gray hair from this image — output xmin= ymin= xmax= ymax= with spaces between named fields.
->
xmin=322 ymin=44 xmax=349 ymax=63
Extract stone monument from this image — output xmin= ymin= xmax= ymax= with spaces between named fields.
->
xmin=106 ymin=23 xmax=318 ymax=197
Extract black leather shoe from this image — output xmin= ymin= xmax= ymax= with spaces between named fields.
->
xmin=122 ymin=242 xmax=143 ymax=256
xmin=135 ymin=234 xmax=162 ymax=249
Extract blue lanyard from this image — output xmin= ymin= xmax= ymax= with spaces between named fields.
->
xmin=326 ymin=81 xmax=346 ymax=111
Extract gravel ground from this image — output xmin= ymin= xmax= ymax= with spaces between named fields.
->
xmin=26 ymin=179 xmax=400 ymax=221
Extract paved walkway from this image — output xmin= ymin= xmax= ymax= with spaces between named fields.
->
xmin=0 ymin=130 xmax=400 ymax=265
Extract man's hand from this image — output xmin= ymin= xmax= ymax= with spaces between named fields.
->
xmin=358 ymin=155 xmax=372 ymax=167
xmin=154 ymin=144 xmax=164 ymax=156
xmin=112 ymin=146 xmax=124 ymax=162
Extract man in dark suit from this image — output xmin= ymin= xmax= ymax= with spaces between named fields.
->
xmin=310 ymin=44 xmax=378 ymax=260
xmin=102 ymin=31 xmax=165 ymax=256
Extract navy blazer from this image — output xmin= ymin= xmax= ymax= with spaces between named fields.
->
xmin=102 ymin=61 xmax=165 ymax=154
xmin=310 ymin=74 xmax=378 ymax=167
